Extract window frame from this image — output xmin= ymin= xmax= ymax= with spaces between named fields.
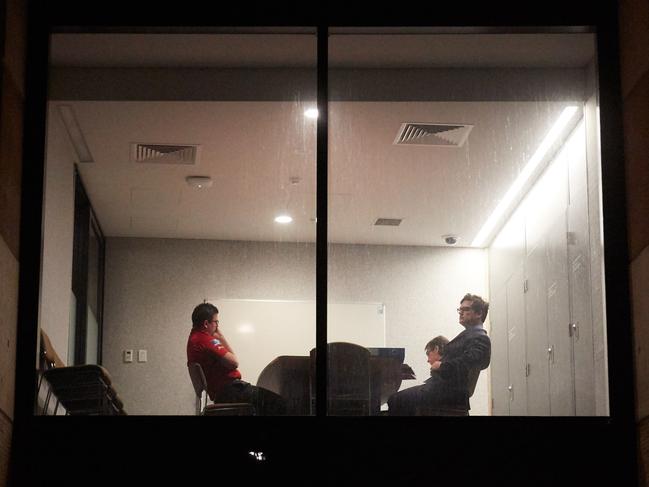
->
xmin=12 ymin=1 xmax=636 ymax=484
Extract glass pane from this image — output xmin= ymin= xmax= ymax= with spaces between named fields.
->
xmin=328 ymin=30 xmax=606 ymax=416
xmin=85 ymin=306 xmax=99 ymax=365
xmin=67 ymin=293 xmax=76 ymax=365
xmin=40 ymin=31 xmax=317 ymax=415
xmin=85 ymin=217 xmax=100 ymax=364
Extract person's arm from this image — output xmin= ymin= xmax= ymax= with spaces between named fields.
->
xmin=437 ymin=334 xmax=491 ymax=382
xmin=213 ymin=330 xmax=239 ymax=370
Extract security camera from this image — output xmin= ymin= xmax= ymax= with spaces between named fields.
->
xmin=442 ymin=234 xmax=458 ymax=246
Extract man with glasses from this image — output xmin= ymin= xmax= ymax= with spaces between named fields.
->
xmin=187 ymin=302 xmax=286 ymax=415
xmin=387 ymin=293 xmax=491 ymax=416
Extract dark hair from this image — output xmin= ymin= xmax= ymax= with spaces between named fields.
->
xmin=192 ymin=302 xmax=218 ymax=328
xmin=425 ymin=335 xmax=449 ymax=355
xmin=461 ymin=293 xmax=489 ymax=322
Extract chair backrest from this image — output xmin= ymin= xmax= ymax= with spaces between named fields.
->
xmin=40 ymin=329 xmax=66 ymax=370
xmin=187 ymin=362 xmax=208 ymax=415
xmin=310 ymin=342 xmax=371 ymax=415
xmin=327 ymin=342 xmax=371 ymax=397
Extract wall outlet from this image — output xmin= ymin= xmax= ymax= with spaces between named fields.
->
xmin=123 ymin=350 xmax=133 ymax=363
xmin=138 ymin=349 xmax=147 ymax=362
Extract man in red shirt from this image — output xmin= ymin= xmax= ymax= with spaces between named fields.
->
xmin=186 ymin=302 xmax=286 ymax=415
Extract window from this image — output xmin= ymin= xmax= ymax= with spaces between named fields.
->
xmin=16 ymin=4 xmax=636 ymax=484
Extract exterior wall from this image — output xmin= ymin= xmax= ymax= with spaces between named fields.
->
xmin=0 ymin=0 xmax=26 ymax=485
xmin=619 ymin=0 xmax=649 ymax=484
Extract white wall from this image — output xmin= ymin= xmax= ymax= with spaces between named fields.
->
xmin=488 ymin=116 xmax=608 ymax=415
xmin=39 ymin=106 xmax=77 ymax=365
xmin=102 ymin=238 xmax=488 ymax=415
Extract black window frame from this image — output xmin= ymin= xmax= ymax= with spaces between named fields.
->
xmin=71 ymin=167 xmax=106 ymax=365
xmin=12 ymin=1 xmax=636 ymax=484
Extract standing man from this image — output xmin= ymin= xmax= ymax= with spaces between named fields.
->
xmin=425 ymin=293 xmax=491 ymax=415
xmin=186 ymin=302 xmax=286 ymax=415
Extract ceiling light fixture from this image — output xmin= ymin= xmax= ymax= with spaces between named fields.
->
xmin=304 ymin=108 xmax=319 ymax=119
xmin=185 ymin=176 xmax=213 ymax=189
xmin=57 ymin=105 xmax=94 ymax=163
xmin=274 ymin=215 xmax=293 ymax=224
xmin=471 ymin=105 xmax=580 ymax=248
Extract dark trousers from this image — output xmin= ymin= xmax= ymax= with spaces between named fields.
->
xmin=217 ymin=379 xmax=287 ymax=416
xmin=387 ymin=383 xmax=468 ymax=416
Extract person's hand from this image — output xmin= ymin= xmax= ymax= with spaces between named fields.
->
xmin=430 ymin=360 xmax=442 ymax=370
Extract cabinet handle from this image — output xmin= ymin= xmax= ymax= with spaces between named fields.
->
xmin=571 ymin=322 xmax=579 ymax=340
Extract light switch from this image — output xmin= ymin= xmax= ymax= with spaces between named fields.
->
xmin=123 ymin=350 xmax=133 ymax=363
xmin=138 ymin=349 xmax=147 ymax=362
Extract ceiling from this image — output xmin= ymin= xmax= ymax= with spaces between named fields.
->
xmin=47 ymin=32 xmax=596 ymax=247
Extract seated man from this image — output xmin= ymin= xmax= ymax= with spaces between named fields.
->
xmin=186 ymin=302 xmax=286 ymax=415
xmin=388 ymin=293 xmax=491 ymax=416
xmin=387 ymin=335 xmax=449 ymax=416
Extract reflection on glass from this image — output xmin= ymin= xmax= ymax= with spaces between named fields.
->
xmin=39 ymin=31 xmax=317 ymax=415
xmin=85 ymin=218 xmax=101 ymax=365
xmin=327 ymin=31 xmax=606 ymax=416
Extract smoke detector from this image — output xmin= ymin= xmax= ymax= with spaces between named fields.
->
xmin=442 ymin=234 xmax=459 ymax=245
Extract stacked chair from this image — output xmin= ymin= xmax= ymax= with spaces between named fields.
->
xmin=38 ymin=329 xmax=126 ymax=415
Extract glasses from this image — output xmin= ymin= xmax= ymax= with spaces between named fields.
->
xmin=457 ymin=307 xmax=472 ymax=313
xmin=210 ymin=319 xmax=219 ymax=325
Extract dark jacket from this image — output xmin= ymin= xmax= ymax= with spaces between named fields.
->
xmin=436 ymin=326 xmax=491 ymax=409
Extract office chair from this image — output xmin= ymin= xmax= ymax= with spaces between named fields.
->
xmin=310 ymin=342 xmax=372 ymax=416
xmin=187 ymin=362 xmax=255 ymax=416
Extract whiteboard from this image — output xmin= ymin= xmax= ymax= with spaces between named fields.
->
xmin=209 ymin=299 xmax=386 ymax=385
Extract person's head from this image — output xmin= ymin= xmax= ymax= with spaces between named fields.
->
xmin=425 ymin=335 xmax=449 ymax=365
xmin=192 ymin=302 xmax=219 ymax=335
xmin=457 ymin=293 xmax=489 ymax=327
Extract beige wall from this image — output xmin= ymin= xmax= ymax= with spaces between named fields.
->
xmin=0 ymin=0 xmax=25 ymax=485
xmin=619 ymin=0 xmax=649 ymax=484
xmin=38 ymin=105 xmax=79 ymax=365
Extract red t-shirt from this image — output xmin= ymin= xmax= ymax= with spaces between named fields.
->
xmin=187 ymin=329 xmax=241 ymax=400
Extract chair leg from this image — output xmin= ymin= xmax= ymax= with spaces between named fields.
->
xmin=43 ymin=389 xmax=52 ymax=415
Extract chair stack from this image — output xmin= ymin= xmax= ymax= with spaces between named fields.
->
xmin=42 ymin=364 xmax=127 ymax=415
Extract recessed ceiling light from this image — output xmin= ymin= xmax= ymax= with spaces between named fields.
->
xmin=275 ymin=215 xmax=293 ymax=224
xmin=185 ymin=176 xmax=213 ymax=189
xmin=304 ymin=108 xmax=319 ymax=119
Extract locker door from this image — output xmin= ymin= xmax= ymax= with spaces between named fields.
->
xmin=547 ymin=213 xmax=575 ymax=415
xmin=525 ymin=241 xmax=551 ymax=415
xmin=506 ymin=265 xmax=527 ymax=415
xmin=490 ymin=286 xmax=510 ymax=415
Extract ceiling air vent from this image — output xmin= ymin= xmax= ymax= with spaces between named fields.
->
xmin=131 ymin=143 xmax=199 ymax=165
xmin=394 ymin=123 xmax=473 ymax=147
xmin=374 ymin=218 xmax=402 ymax=226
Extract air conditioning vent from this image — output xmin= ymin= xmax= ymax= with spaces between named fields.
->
xmin=374 ymin=218 xmax=402 ymax=226
xmin=131 ymin=143 xmax=199 ymax=164
xmin=394 ymin=123 xmax=473 ymax=147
